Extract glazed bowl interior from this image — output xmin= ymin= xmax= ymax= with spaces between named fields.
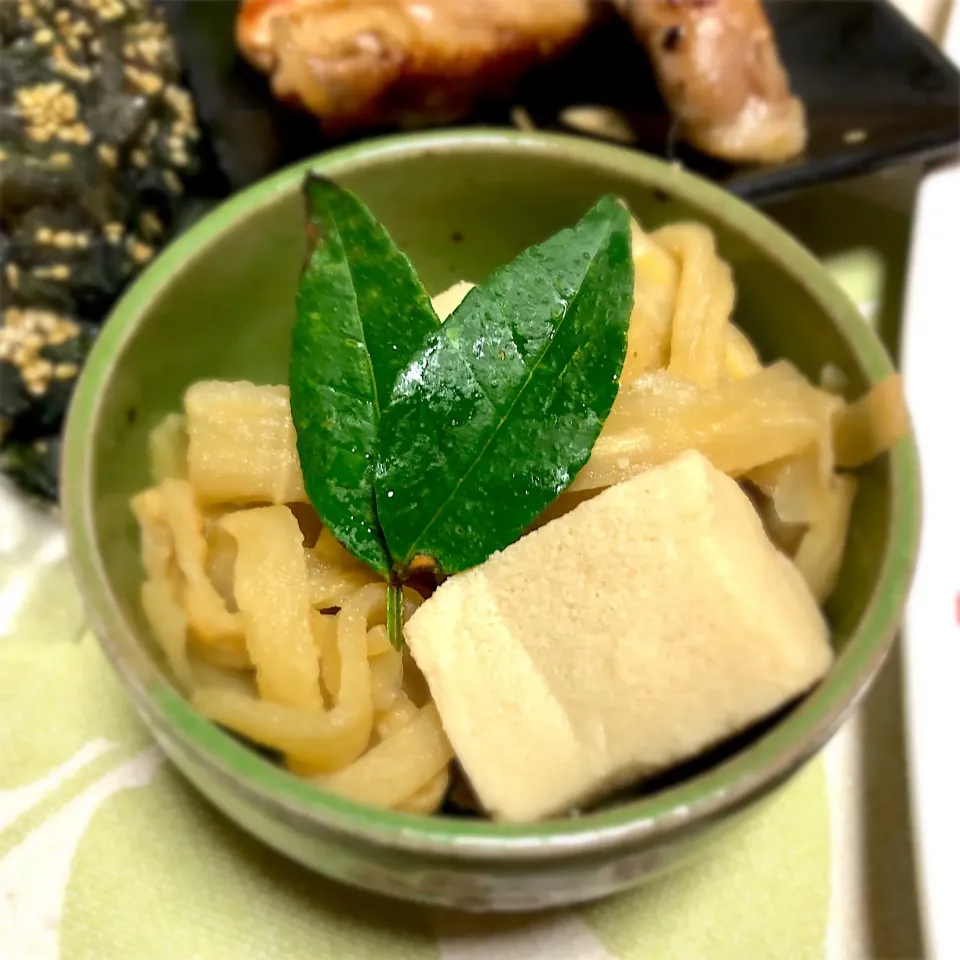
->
xmin=64 ymin=130 xmax=919 ymax=857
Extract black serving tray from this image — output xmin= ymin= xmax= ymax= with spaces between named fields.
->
xmin=164 ymin=0 xmax=959 ymax=203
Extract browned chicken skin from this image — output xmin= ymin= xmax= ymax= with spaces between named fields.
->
xmin=236 ymin=0 xmax=593 ymax=133
xmin=622 ymin=0 xmax=806 ymax=163
xmin=237 ymin=0 xmax=806 ymax=164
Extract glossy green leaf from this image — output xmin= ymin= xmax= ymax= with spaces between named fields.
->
xmin=375 ymin=194 xmax=633 ymax=574
xmin=290 ymin=174 xmax=440 ymax=575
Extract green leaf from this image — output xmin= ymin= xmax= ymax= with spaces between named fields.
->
xmin=374 ymin=194 xmax=633 ymax=574
xmin=290 ymin=174 xmax=440 ymax=575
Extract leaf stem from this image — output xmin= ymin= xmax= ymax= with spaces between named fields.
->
xmin=386 ymin=581 xmax=404 ymax=651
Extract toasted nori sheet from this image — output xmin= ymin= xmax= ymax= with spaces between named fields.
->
xmin=0 ymin=0 xmax=208 ymax=497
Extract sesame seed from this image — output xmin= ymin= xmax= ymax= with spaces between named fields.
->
xmin=128 ymin=240 xmax=154 ymax=264
xmin=5 ymin=264 xmax=19 ymax=290
xmin=128 ymin=20 xmax=165 ymax=41
xmin=34 ymin=28 xmax=54 ymax=44
xmin=137 ymin=36 xmax=164 ymax=65
xmin=36 ymin=228 xmax=53 ymax=243
xmin=33 ymin=264 xmax=70 ymax=280
xmin=164 ymin=86 xmax=196 ymax=125
xmin=131 ymin=148 xmax=147 ymax=167
xmin=57 ymin=123 xmax=92 ymax=145
xmin=104 ymin=222 xmax=124 ymax=243
xmin=52 ymin=44 xmax=93 ymax=83
xmin=54 ymin=363 xmax=79 ymax=379
xmin=89 ymin=0 xmax=125 ymax=22
xmin=139 ymin=210 xmax=164 ymax=236
xmin=98 ymin=143 xmax=118 ymax=167
xmin=843 ymin=128 xmax=868 ymax=145
xmin=49 ymin=153 xmax=72 ymax=167
xmin=162 ymin=170 xmax=182 ymax=194
xmin=25 ymin=358 xmax=52 ymax=379
xmin=124 ymin=65 xmax=163 ymax=96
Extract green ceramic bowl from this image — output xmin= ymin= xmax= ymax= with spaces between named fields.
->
xmin=62 ymin=130 xmax=920 ymax=912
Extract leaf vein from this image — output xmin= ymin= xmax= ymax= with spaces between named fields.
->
xmin=330 ymin=214 xmax=383 ymax=419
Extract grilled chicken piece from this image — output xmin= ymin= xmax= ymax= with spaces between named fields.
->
xmin=620 ymin=0 xmax=806 ymax=164
xmin=236 ymin=0 xmax=593 ymax=132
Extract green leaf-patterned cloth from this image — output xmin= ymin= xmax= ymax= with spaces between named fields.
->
xmin=0 ymin=629 xmax=831 ymax=960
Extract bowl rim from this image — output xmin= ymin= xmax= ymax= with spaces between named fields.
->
xmin=63 ymin=128 xmax=921 ymax=860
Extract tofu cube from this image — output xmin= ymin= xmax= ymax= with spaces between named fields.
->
xmin=405 ymin=450 xmax=833 ymax=823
